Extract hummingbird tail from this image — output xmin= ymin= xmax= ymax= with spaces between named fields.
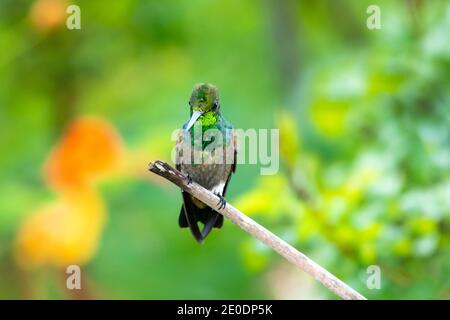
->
xmin=178 ymin=206 xmax=189 ymax=228
xmin=214 ymin=214 xmax=224 ymax=228
xmin=179 ymin=192 xmax=223 ymax=243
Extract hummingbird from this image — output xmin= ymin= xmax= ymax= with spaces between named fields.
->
xmin=176 ymin=83 xmax=237 ymax=243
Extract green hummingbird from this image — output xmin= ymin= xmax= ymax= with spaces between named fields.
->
xmin=176 ymin=83 xmax=237 ymax=243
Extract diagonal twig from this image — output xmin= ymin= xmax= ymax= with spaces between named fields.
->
xmin=148 ymin=160 xmax=367 ymax=300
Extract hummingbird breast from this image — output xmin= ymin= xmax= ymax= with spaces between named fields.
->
xmin=177 ymin=116 xmax=235 ymax=193
xmin=181 ymin=162 xmax=233 ymax=191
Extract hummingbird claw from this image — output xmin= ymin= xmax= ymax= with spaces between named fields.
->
xmin=215 ymin=193 xmax=226 ymax=210
xmin=220 ymin=198 xmax=227 ymax=210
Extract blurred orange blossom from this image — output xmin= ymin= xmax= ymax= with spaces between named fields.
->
xmin=30 ymin=0 xmax=68 ymax=32
xmin=16 ymin=116 xmax=123 ymax=269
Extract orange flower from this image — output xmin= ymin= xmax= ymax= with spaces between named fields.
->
xmin=30 ymin=0 xmax=68 ymax=32
xmin=16 ymin=116 xmax=123 ymax=269
xmin=44 ymin=116 xmax=123 ymax=190
xmin=15 ymin=188 xmax=106 ymax=268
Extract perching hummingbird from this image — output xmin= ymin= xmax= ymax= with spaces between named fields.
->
xmin=176 ymin=83 xmax=237 ymax=243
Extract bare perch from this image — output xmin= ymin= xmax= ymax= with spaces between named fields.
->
xmin=148 ymin=160 xmax=367 ymax=300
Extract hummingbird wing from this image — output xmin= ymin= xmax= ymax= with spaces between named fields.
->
xmin=222 ymin=129 xmax=237 ymax=196
xmin=208 ymin=130 xmax=238 ymax=230
xmin=175 ymin=129 xmax=182 ymax=172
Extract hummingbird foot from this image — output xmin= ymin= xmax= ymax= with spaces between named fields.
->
xmin=186 ymin=174 xmax=193 ymax=185
xmin=215 ymin=193 xmax=226 ymax=210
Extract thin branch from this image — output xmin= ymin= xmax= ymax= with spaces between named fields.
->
xmin=148 ymin=160 xmax=367 ymax=300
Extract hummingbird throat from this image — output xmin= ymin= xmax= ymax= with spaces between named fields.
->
xmin=197 ymin=111 xmax=218 ymax=128
xmin=188 ymin=112 xmax=226 ymax=150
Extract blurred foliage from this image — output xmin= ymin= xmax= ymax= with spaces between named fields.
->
xmin=0 ymin=0 xmax=449 ymax=299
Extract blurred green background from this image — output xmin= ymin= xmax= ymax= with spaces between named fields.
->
xmin=0 ymin=0 xmax=449 ymax=299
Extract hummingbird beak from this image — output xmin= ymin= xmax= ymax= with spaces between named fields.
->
xmin=185 ymin=110 xmax=203 ymax=131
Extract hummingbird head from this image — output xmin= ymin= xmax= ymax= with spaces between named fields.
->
xmin=185 ymin=83 xmax=220 ymax=131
